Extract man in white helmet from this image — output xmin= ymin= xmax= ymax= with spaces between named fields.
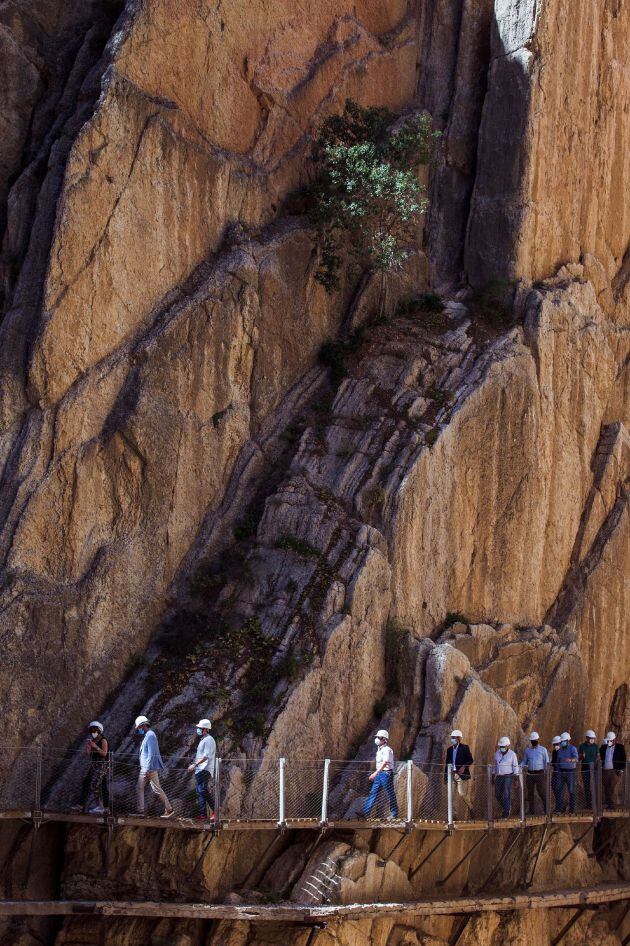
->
xmin=362 ymin=730 xmax=399 ymax=819
xmin=520 ymin=731 xmax=549 ymax=814
xmin=492 ymin=737 xmax=518 ymax=818
xmin=81 ymin=721 xmax=109 ymax=814
xmin=600 ymin=732 xmax=626 ymax=809
xmin=578 ymin=730 xmax=598 ymax=811
xmin=554 ymin=732 xmax=578 ymax=814
xmin=135 ymin=715 xmax=174 ymax=818
xmin=187 ymin=719 xmax=216 ymax=820
xmin=444 ymin=730 xmax=474 ymax=816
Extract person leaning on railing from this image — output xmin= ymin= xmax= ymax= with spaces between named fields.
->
xmin=81 ymin=721 xmax=109 ymax=814
xmin=601 ymin=733 xmax=627 ymax=809
xmin=444 ymin=730 xmax=474 ymax=816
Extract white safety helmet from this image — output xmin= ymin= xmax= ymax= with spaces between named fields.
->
xmin=197 ymin=718 xmax=212 ymax=730
xmin=497 ymin=736 xmax=511 ymax=748
xmin=530 ymin=732 xmax=540 ymax=741
xmin=88 ymin=721 xmax=103 ymax=733
xmin=450 ymin=730 xmax=463 ymax=739
xmin=585 ymin=730 xmax=596 ymax=739
xmin=551 ymin=735 xmax=561 ymax=746
xmin=606 ymin=732 xmax=616 ymax=742
xmin=134 ymin=715 xmax=150 ymax=728
xmin=560 ymin=732 xmax=571 ymax=741
xmin=376 ymin=729 xmax=389 ymax=740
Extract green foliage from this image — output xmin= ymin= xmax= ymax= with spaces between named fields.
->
xmin=444 ymin=611 xmax=469 ymax=629
xmin=126 ymin=652 xmax=147 ymax=673
xmin=233 ymin=513 xmax=259 ymax=541
xmin=318 ymin=324 xmax=366 ymax=386
xmin=309 ymin=101 xmax=438 ymax=291
xmin=469 ymin=279 xmax=516 ymax=329
xmin=189 ymin=568 xmax=224 ymax=597
xmin=397 ymin=292 xmax=445 ymax=315
xmin=425 ymin=428 xmax=439 ymax=446
xmin=427 ymin=387 xmax=454 ymax=407
xmin=275 ymin=535 xmax=322 ymax=558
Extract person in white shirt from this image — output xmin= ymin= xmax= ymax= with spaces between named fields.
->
xmin=492 ymin=736 xmax=519 ymax=818
xmin=187 ymin=718 xmax=216 ymax=820
xmin=362 ymin=729 xmax=399 ymax=819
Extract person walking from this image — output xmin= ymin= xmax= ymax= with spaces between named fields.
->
xmin=550 ymin=735 xmax=562 ymax=810
xmin=600 ymin=732 xmax=627 ymax=809
xmin=520 ymin=731 xmax=549 ymax=814
xmin=135 ymin=715 xmax=174 ymax=818
xmin=492 ymin=737 xmax=519 ymax=818
xmin=81 ymin=721 xmax=110 ymax=814
xmin=187 ymin=718 xmax=216 ymax=820
xmin=554 ymin=732 xmax=578 ymax=814
xmin=444 ymin=730 xmax=474 ymax=817
xmin=363 ymin=730 xmax=399 ymax=819
xmin=578 ymin=730 xmax=599 ymax=811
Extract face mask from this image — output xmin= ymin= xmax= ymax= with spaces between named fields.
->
xmin=90 ymin=731 xmax=99 ymax=739
xmin=450 ymin=738 xmax=458 ymax=746
xmin=500 ymin=747 xmax=508 ymax=754
xmin=561 ymin=741 xmax=568 ymax=748
xmin=197 ymin=728 xmax=203 ymax=736
xmin=530 ymin=741 xmax=538 ymax=747
xmin=136 ymin=728 xmax=146 ymax=736
xmin=608 ymin=740 xmax=614 ymax=747
xmin=587 ymin=738 xmax=594 ymax=744
xmin=374 ymin=738 xmax=381 ymax=746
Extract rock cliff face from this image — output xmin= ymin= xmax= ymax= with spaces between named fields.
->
xmin=0 ymin=1 xmax=629 ymax=945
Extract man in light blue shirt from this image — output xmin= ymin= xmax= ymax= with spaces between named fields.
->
xmin=492 ymin=737 xmax=519 ymax=817
xmin=520 ymin=731 xmax=549 ymax=814
xmin=554 ymin=731 xmax=578 ymax=814
xmin=187 ymin=718 xmax=216 ymax=820
xmin=135 ymin=715 xmax=174 ymax=818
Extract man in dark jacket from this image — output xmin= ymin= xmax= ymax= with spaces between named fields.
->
xmin=600 ymin=732 xmax=627 ymax=808
xmin=445 ymin=730 xmax=474 ymax=817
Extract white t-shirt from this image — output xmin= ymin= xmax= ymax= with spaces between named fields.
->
xmin=194 ymin=735 xmax=216 ymax=773
xmin=376 ymin=744 xmax=394 ymax=772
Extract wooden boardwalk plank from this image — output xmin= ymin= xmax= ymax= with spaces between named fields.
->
xmin=0 ymin=883 xmax=628 ymax=921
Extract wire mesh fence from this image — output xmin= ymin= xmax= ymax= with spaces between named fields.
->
xmin=0 ymin=748 xmax=626 ymax=826
xmin=326 ymin=760 xmax=405 ymax=822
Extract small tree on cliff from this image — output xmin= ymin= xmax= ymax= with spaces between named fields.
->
xmin=309 ymin=100 xmax=438 ymax=294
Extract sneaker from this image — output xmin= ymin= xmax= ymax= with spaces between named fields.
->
xmin=161 ymin=808 xmax=175 ymax=819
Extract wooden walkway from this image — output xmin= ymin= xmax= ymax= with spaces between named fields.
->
xmin=0 ymin=808 xmax=628 ymax=833
xmin=0 ymin=883 xmax=628 ymax=921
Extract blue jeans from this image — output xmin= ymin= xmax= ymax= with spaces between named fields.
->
xmin=195 ymin=770 xmax=212 ymax=816
xmin=554 ymin=770 xmax=576 ymax=813
xmin=363 ymin=771 xmax=398 ymax=818
xmin=495 ymin=775 xmax=514 ymax=817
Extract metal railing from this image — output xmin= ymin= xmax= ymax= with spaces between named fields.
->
xmin=0 ymin=748 xmax=628 ymax=828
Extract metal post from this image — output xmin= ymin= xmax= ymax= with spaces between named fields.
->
xmin=447 ymin=764 xmax=454 ymax=828
xmin=214 ymin=758 xmax=221 ymax=825
xmin=519 ymin=767 xmax=526 ymax=823
xmin=278 ymin=757 xmax=286 ymax=826
xmin=406 ymin=760 xmax=413 ymax=827
xmin=487 ymin=765 xmax=494 ymax=827
xmin=320 ymin=759 xmax=330 ymax=825
xmin=595 ymin=758 xmax=603 ymax=820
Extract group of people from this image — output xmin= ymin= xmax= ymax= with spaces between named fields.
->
xmin=445 ymin=728 xmax=627 ymax=819
xmin=81 ymin=715 xmax=216 ymax=820
xmin=79 ymin=716 xmax=625 ymax=823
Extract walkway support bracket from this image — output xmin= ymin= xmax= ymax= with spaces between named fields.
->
xmin=554 ymin=823 xmax=594 ymax=866
xmin=436 ymin=832 xmax=486 ymax=887
xmin=406 ymin=760 xmax=413 ymax=832
xmin=526 ymin=824 xmax=548 ymax=888
xmin=447 ymin=764 xmax=454 ymax=830
xmin=409 ymin=832 xmax=449 ymax=880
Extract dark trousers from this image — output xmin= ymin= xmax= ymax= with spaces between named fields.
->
xmin=526 ymin=771 xmax=547 ymax=814
xmin=195 ymin=770 xmax=212 ymax=816
xmin=581 ymin=765 xmax=595 ymax=810
xmin=364 ymin=771 xmax=399 ymax=818
xmin=554 ymin=770 xmax=576 ymax=813
xmin=494 ymin=775 xmax=514 ymax=817
xmin=603 ymin=769 xmax=622 ymax=808
xmin=81 ymin=762 xmax=109 ymax=812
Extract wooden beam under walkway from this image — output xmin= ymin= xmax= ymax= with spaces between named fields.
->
xmin=0 ymin=882 xmax=628 ymax=922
